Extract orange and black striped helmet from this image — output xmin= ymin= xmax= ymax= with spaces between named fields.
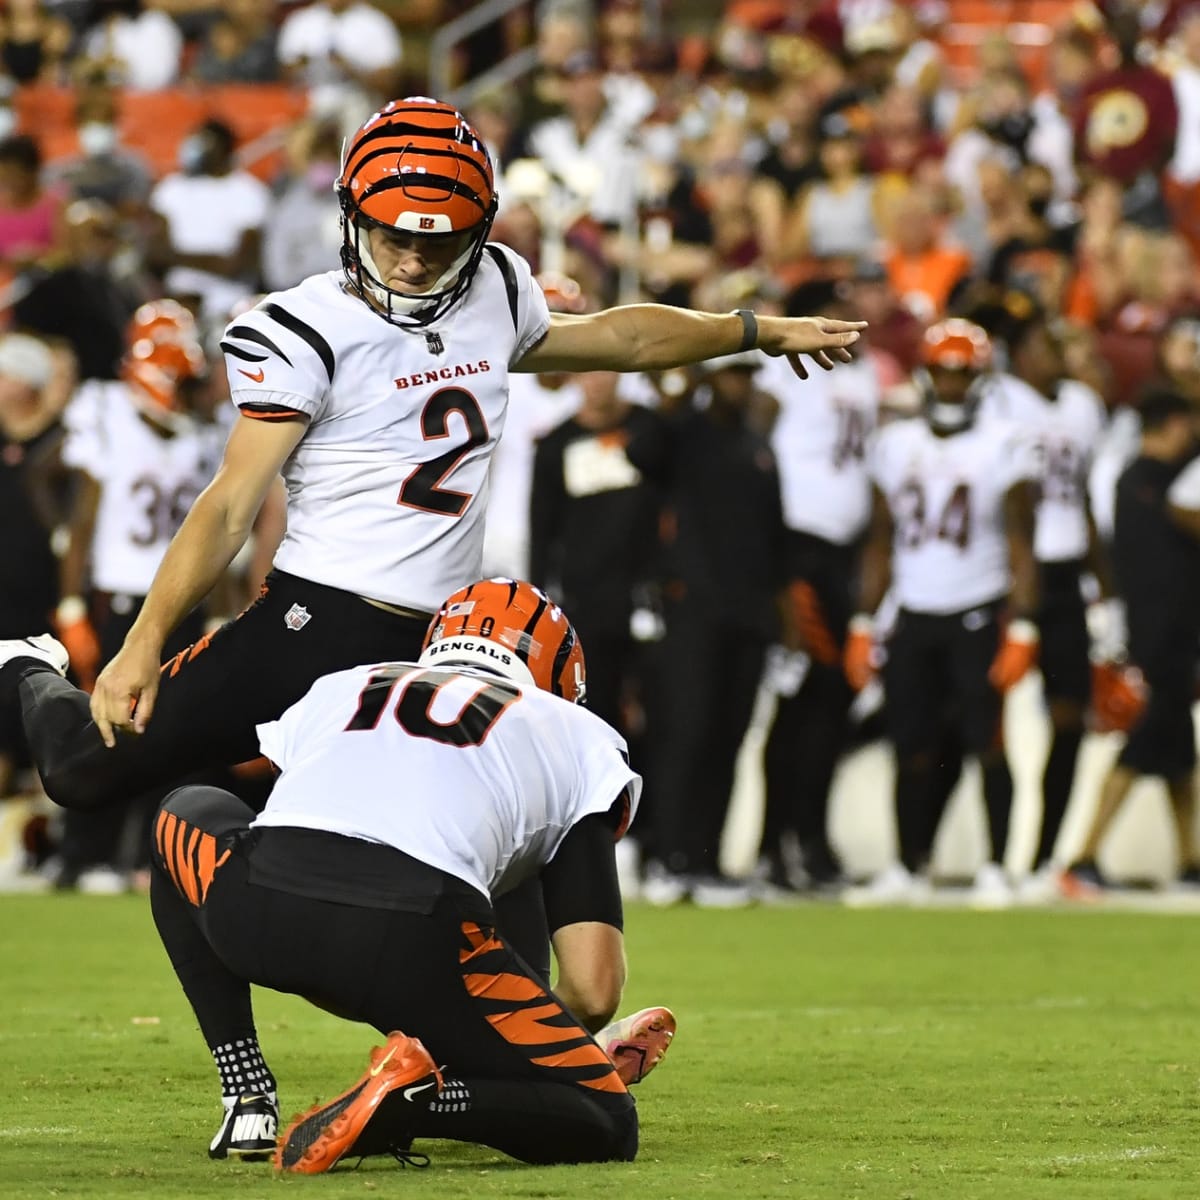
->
xmin=338 ymin=97 xmax=498 ymax=328
xmin=920 ymin=318 xmax=993 ymax=372
xmin=418 ymin=578 xmax=587 ymax=704
xmin=122 ymin=299 xmax=206 ymax=415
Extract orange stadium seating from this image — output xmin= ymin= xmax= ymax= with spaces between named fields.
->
xmin=14 ymin=84 xmax=309 ymax=181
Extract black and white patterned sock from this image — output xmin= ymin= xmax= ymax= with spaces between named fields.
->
xmin=426 ymin=1076 xmax=471 ymax=1114
xmin=212 ymin=1038 xmax=277 ymax=1108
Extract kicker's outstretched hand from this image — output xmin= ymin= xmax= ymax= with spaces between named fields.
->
xmin=758 ymin=316 xmax=868 ymax=380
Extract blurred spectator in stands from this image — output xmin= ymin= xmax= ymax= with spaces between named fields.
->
xmin=43 ymin=77 xmax=152 ymax=216
xmin=639 ymin=353 xmax=785 ymax=908
xmin=842 ymin=254 xmax=923 ymax=380
xmin=1096 ymin=228 xmax=1198 ymax=403
xmin=191 ymin=0 xmax=279 ymax=84
xmin=882 ymin=184 xmax=969 ymax=323
xmin=82 ymin=0 xmax=184 ymax=91
xmin=466 ymin=89 xmax=520 ymax=184
xmin=0 ymin=0 xmax=71 ymax=84
xmin=890 ymin=0 xmax=946 ymax=109
xmin=0 ymin=333 xmax=73 ymax=805
xmin=0 ymin=135 xmax=63 ymax=268
xmin=1166 ymin=4 xmax=1200 ymax=250
xmin=862 ymin=84 xmax=944 ymax=182
xmin=512 ymin=0 xmax=593 ymax=130
xmin=754 ymin=76 xmax=819 ymax=208
xmin=11 ymin=198 xmax=142 ymax=380
xmin=148 ymin=118 xmax=270 ymax=319
xmin=524 ymin=47 xmax=643 ymax=230
xmin=1156 ymin=313 xmax=1200 ymax=405
xmin=261 ymin=118 xmax=341 ymax=292
xmin=1031 ymin=27 xmax=1097 ymax=201
xmin=780 ymin=107 xmax=882 ymax=280
xmin=1074 ymin=1 xmax=1178 ymax=228
xmin=278 ymin=0 xmax=402 ymax=132
xmin=980 ymin=162 xmax=1077 ymax=317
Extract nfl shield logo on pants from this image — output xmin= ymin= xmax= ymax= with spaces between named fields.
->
xmin=284 ymin=603 xmax=311 ymax=631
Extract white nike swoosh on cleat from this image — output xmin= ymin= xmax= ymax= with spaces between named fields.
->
xmin=401 ymin=1080 xmax=437 ymax=1102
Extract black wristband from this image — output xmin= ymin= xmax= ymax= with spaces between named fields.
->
xmin=732 ymin=308 xmax=758 ymax=352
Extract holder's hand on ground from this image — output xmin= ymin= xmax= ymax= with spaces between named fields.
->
xmin=759 ymin=316 xmax=868 ymax=380
xmin=90 ymin=637 xmax=163 ymax=746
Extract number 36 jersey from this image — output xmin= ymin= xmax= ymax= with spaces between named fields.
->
xmin=253 ymin=662 xmax=641 ymax=902
xmin=221 ymin=245 xmax=550 ymax=612
xmin=61 ymin=381 xmax=220 ymax=597
xmin=868 ymin=416 xmax=1036 ymax=615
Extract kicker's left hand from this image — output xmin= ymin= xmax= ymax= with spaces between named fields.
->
xmin=758 ymin=316 xmax=868 ymax=380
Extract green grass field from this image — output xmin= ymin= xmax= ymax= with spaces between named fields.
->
xmin=2 ymin=896 xmax=1198 ymax=1200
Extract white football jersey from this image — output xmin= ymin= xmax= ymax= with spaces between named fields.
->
xmin=253 ymin=661 xmax=641 ymax=900
xmin=62 ymin=381 xmax=221 ymax=596
xmin=984 ymin=374 xmax=1106 ymax=562
xmin=221 ymin=245 xmax=550 ymax=612
xmin=482 ymin=372 xmax=582 ymax=579
xmin=761 ymin=352 xmax=878 ymax=544
xmin=868 ymin=416 xmax=1036 ymax=614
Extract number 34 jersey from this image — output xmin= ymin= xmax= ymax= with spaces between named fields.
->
xmin=61 ymin=381 xmax=220 ymax=597
xmin=253 ymin=662 xmax=642 ymax=902
xmin=221 ymin=246 xmax=550 ymax=613
xmin=868 ymin=416 xmax=1037 ymax=615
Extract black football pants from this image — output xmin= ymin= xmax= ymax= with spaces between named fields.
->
xmin=150 ymin=785 xmax=636 ymax=1165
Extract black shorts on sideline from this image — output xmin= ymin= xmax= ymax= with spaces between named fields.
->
xmin=1036 ymin=559 xmax=1091 ymax=706
xmin=884 ymin=602 xmax=1004 ymax=758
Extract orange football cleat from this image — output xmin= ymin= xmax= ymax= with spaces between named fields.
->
xmin=274 ymin=1032 xmax=441 ymax=1174
xmin=598 ymin=1006 xmax=677 ymax=1086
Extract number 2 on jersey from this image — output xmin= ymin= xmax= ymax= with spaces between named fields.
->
xmin=398 ymin=386 xmax=489 ymax=516
xmin=344 ymin=664 xmax=520 ymax=746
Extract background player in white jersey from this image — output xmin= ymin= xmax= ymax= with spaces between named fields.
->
xmin=0 ymin=97 xmax=866 ymax=837
xmin=757 ymin=282 xmax=881 ymax=892
xmin=986 ymin=311 xmax=1111 ymax=896
xmin=481 ymin=271 xmax=587 ymax=580
xmin=52 ymin=300 xmax=219 ymax=890
xmin=844 ymin=321 xmax=1039 ymax=906
xmin=144 ymin=580 xmax=674 ymax=1167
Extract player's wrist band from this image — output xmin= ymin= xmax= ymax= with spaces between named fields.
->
xmin=732 ymin=308 xmax=758 ymax=352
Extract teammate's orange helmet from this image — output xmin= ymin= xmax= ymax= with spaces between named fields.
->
xmin=419 ymin=578 xmax=587 ymax=704
xmin=921 ymin=318 xmax=993 ymax=371
xmin=122 ymin=300 xmax=206 ymax=414
xmin=338 ymin=97 xmax=498 ymax=328
xmin=917 ymin=318 xmax=992 ymax=433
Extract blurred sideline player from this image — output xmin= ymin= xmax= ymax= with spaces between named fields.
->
xmin=51 ymin=301 xmax=220 ymax=891
xmin=482 ymin=271 xmax=586 ymax=580
xmin=844 ymin=320 xmax=1039 ymax=907
xmin=757 ymin=281 xmax=881 ymax=893
xmin=0 ymin=97 xmax=864 ymax=841
xmin=143 ymin=579 xmax=674 ymax=1166
xmin=985 ymin=311 xmax=1112 ymax=900
xmin=1062 ymin=393 xmax=1200 ymax=896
